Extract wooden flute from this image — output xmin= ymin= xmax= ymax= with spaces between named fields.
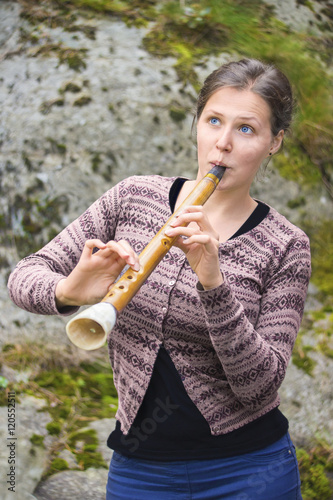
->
xmin=66 ymin=165 xmax=226 ymax=350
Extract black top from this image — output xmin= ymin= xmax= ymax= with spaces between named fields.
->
xmin=108 ymin=178 xmax=288 ymax=460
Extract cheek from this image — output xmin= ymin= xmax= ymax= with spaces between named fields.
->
xmin=196 ymin=137 xmax=211 ymax=161
xmin=239 ymin=140 xmax=270 ymax=165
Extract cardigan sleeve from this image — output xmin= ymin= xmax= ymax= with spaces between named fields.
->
xmin=197 ymin=232 xmax=311 ymax=411
xmin=7 ymin=182 xmax=122 ymax=316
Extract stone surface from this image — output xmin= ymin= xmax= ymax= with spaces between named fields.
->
xmin=264 ymin=0 xmax=332 ymax=34
xmin=0 ymin=395 xmax=53 ymax=500
xmin=33 ymin=468 xmax=109 ymax=500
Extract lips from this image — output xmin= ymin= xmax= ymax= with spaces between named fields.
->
xmin=211 ymin=162 xmax=228 ymax=169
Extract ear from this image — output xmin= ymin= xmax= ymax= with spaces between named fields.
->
xmin=270 ymin=130 xmax=284 ymax=155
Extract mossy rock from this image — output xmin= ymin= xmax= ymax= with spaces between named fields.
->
xmin=68 ymin=428 xmax=98 ymax=449
xmin=67 ymin=428 xmax=107 ymax=470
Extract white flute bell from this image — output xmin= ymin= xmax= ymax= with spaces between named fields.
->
xmin=66 ymin=302 xmax=117 ymax=350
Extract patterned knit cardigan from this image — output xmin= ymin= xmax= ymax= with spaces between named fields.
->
xmin=8 ymin=175 xmax=312 ymax=436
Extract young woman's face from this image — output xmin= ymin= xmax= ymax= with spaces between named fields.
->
xmin=196 ymin=87 xmax=283 ymax=194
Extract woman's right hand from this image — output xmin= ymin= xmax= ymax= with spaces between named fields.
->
xmin=55 ymin=239 xmax=140 ymax=308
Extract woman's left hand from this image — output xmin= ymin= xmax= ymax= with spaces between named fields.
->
xmin=164 ymin=206 xmax=224 ymax=290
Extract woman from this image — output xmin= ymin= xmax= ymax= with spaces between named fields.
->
xmin=8 ymin=59 xmax=310 ymax=499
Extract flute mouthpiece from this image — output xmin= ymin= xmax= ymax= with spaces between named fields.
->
xmin=210 ymin=165 xmax=226 ymax=181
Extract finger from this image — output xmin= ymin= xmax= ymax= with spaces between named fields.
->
xmin=116 ymin=240 xmax=141 ymax=271
xmin=165 ymin=225 xmax=198 ymax=239
xmin=106 ymin=240 xmax=140 ymax=271
xmin=85 ymin=239 xmax=107 ymax=249
xmin=170 ymin=206 xmax=204 ymax=227
xmin=82 ymin=239 xmax=107 ymax=258
xmin=181 ymin=233 xmax=217 ymax=248
xmin=170 ymin=209 xmax=216 ymax=236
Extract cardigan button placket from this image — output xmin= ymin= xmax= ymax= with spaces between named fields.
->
xmin=160 ymin=249 xmax=186 ymax=329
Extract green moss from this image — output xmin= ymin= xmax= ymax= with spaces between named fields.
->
xmin=73 ymin=95 xmax=92 ymax=106
xmin=142 ymin=3 xmax=229 ymax=88
xmin=63 ymin=82 xmax=82 ymax=93
xmin=39 ymin=98 xmax=65 ymax=115
xmin=318 ymin=340 xmax=333 ymax=359
xmin=32 ymin=359 xmax=118 ymax=427
xmin=296 ymin=0 xmax=315 ymax=10
xmin=0 ymin=214 xmax=7 ymax=230
xmin=1 ymin=343 xmax=117 ymax=478
xmin=29 ymin=37 xmax=87 ymax=72
xmin=0 ymin=376 xmax=9 ymax=389
xmin=47 ymin=457 xmax=69 ymax=476
xmin=286 ymin=196 xmax=306 ymax=209
xmin=0 ymin=388 xmax=8 ymax=406
xmin=302 ymin=219 xmax=333 ymax=296
xmin=47 ymin=138 xmax=67 ymax=155
xmin=65 ymin=24 xmax=97 ymax=40
xmin=292 ymin=336 xmax=316 ymax=375
xmin=76 ymin=450 xmax=107 ymax=469
xmin=314 ymin=313 xmax=333 ymax=358
xmin=66 ymin=0 xmax=157 ymax=23
xmin=91 ymin=153 xmax=101 ymax=173
xmin=169 ymin=106 xmax=187 ymax=123
xmin=46 ymin=421 xmax=62 ymax=436
xmin=1 ymin=343 xmax=47 ymax=370
xmin=297 ymin=444 xmax=333 ymax=499
xmin=68 ymin=428 xmax=98 ymax=449
xmin=67 ymin=428 xmax=107 ymax=470
xmin=59 ymin=47 xmax=87 ymax=71
xmin=30 ymin=434 xmax=45 ymax=447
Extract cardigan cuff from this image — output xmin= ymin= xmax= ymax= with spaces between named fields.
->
xmin=196 ymin=276 xmax=243 ymax=329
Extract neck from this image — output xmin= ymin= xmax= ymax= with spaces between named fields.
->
xmin=206 ymin=189 xmax=258 ymax=242
xmin=204 ymin=187 xmax=257 ymax=218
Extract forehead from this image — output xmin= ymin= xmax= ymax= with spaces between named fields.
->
xmin=203 ymin=87 xmax=272 ymax=123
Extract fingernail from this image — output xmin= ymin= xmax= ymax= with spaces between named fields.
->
xmin=133 ymin=262 xmax=140 ymax=272
xmin=164 ymin=229 xmax=172 ymax=236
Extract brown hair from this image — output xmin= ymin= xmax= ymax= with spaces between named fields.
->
xmin=195 ymin=58 xmax=295 ymax=138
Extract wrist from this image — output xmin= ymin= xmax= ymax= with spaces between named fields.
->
xmin=55 ymin=278 xmax=75 ymax=308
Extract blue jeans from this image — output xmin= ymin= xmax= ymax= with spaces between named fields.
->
xmin=106 ymin=432 xmax=302 ymax=499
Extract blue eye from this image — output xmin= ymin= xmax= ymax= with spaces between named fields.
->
xmin=240 ymin=125 xmax=253 ymax=134
xmin=209 ymin=117 xmax=220 ymax=125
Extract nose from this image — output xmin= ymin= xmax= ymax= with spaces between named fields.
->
xmin=216 ymin=128 xmax=232 ymax=152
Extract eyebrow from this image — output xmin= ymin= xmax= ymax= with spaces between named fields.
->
xmin=204 ymin=109 xmax=262 ymax=127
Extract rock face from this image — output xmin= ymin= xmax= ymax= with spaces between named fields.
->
xmin=1 ymin=0 xmax=332 ymax=342
xmin=0 ymin=0 xmax=332 ymax=499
